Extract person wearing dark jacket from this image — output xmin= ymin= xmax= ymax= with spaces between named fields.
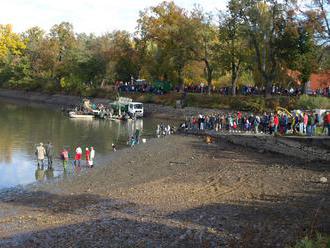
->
xmin=46 ymin=142 xmax=54 ymax=168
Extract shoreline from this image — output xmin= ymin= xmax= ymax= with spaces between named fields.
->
xmin=180 ymin=129 xmax=330 ymax=163
xmin=0 ymin=89 xmax=228 ymax=121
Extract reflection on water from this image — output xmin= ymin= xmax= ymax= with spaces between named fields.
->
xmin=0 ymin=99 xmax=175 ymax=190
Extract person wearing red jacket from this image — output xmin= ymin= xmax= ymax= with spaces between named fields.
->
xmin=274 ymin=114 xmax=279 ymax=134
xmin=85 ymin=147 xmax=91 ymax=166
xmin=324 ymin=111 xmax=330 ymax=136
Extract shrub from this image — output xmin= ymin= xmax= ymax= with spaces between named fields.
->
xmin=140 ymin=94 xmax=155 ymax=103
xmin=296 ymin=95 xmax=330 ymax=110
xmin=229 ymin=97 xmax=266 ymax=112
xmin=8 ymin=77 xmax=41 ymax=91
xmin=294 ymin=233 xmax=330 ymax=248
xmin=185 ymin=94 xmax=230 ymax=109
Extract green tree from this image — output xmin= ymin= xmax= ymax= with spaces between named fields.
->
xmin=0 ymin=24 xmax=26 ymax=59
xmin=190 ymin=6 xmax=219 ymax=94
xmin=238 ymin=0 xmax=289 ymax=96
xmin=49 ymin=22 xmax=77 ymax=89
xmin=0 ymin=24 xmax=27 ymax=86
xmin=137 ymin=1 xmax=195 ymax=90
xmin=218 ymin=0 xmax=251 ymax=95
xmin=275 ymin=5 xmax=320 ymax=93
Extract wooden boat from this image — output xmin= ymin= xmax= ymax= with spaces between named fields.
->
xmin=69 ymin=111 xmax=94 ymax=119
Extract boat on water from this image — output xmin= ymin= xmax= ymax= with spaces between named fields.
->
xmin=108 ymin=114 xmax=130 ymax=121
xmin=69 ymin=111 xmax=95 ymax=119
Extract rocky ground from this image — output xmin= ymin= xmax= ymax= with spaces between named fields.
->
xmin=0 ymin=135 xmax=329 ymax=247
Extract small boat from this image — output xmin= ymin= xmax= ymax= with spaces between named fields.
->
xmin=108 ymin=115 xmax=127 ymax=121
xmin=69 ymin=111 xmax=94 ymax=119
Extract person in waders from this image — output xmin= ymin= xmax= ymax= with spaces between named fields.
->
xmin=90 ymin=147 xmax=95 ymax=168
xmin=46 ymin=142 xmax=54 ymax=168
xmin=112 ymin=143 xmax=117 ymax=152
xmin=134 ymin=129 xmax=140 ymax=144
xmin=130 ymin=136 xmax=136 ymax=147
xmin=61 ymin=148 xmax=69 ymax=170
xmin=75 ymin=146 xmax=82 ymax=167
xmin=85 ymin=147 xmax=90 ymax=166
xmin=35 ymin=143 xmax=46 ymax=168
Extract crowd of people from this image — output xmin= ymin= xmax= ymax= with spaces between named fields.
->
xmin=116 ymin=81 xmax=167 ymax=95
xmin=112 ymin=78 xmax=330 ymax=98
xmin=183 ymin=84 xmax=330 ymax=97
xmin=181 ymin=111 xmax=330 ymax=136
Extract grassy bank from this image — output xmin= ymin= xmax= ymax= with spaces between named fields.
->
xmin=2 ymin=86 xmax=330 ymax=112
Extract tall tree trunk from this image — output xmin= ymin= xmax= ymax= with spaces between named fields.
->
xmin=302 ymin=81 xmax=308 ymax=95
xmin=231 ymin=68 xmax=237 ymax=96
xmin=264 ymin=75 xmax=274 ymax=98
xmin=231 ymin=61 xmax=241 ymax=96
xmin=177 ymin=68 xmax=184 ymax=92
xmin=265 ymin=82 xmax=272 ymax=97
xmin=207 ymin=71 xmax=212 ymax=95
xmin=204 ymin=59 xmax=213 ymax=96
xmin=231 ymin=72 xmax=238 ymax=96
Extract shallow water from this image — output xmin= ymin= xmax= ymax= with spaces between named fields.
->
xmin=0 ymin=99 xmax=175 ymax=190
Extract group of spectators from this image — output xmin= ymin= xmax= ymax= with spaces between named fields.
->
xmin=114 ymin=79 xmax=330 ymax=97
xmin=183 ymin=84 xmax=330 ymax=97
xmin=116 ymin=81 xmax=166 ymax=95
xmin=181 ymin=111 xmax=330 ymax=136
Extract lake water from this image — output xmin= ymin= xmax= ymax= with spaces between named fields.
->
xmin=0 ymin=99 xmax=174 ymax=190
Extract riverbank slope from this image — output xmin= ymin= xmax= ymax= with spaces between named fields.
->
xmin=0 ymin=135 xmax=329 ymax=247
xmin=0 ymin=89 xmax=225 ymax=120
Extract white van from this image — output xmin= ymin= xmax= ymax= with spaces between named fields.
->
xmin=128 ymin=102 xmax=144 ymax=118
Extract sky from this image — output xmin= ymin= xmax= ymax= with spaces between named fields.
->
xmin=2 ymin=0 xmax=228 ymax=35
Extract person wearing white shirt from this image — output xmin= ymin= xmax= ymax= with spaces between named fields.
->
xmin=90 ymin=147 xmax=95 ymax=167
xmin=75 ymin=146 xmax=82 ymax=166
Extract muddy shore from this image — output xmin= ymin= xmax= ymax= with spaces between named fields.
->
xmin=0 ymin=135 xmax=329 ymax=247
xmin=0 ymin=89 xmax=225 ymax=120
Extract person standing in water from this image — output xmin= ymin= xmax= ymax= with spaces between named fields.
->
xmin=90 ymin=147 xmax=95 ymax=168
xmin=156 ymin=125 xmax=161 ymax=138
xmin=134 ymin=129 xmax=140 ymax=144
xmin=35 ymin=142 xmax=46 ymax=168
xmin=45 ymin=142 xmax=54 ymax=168
xmin=112 ymin=143 xmax=116 ymax=152
xmin=85 ymin=147 xmax=90 ymax=166
xmin=75 ymin=146 xmax=82 ymax=167
xmin=61 ymin=148 xmax=69 ymax=170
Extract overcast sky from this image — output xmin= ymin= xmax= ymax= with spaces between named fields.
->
xmin=2 ymin=0 xmax=227 ymax=34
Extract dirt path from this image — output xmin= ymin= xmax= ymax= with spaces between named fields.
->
xmin=0 ymin=135 xmax=329 ymax=247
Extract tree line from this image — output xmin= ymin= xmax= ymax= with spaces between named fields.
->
xmin=0 ymin=0 xmax=329 ymax=96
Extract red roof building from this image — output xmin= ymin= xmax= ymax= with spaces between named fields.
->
xmin=309 ymin=72 xmax=330 ymax=90
xmin=288 ymin=70 xmax=330 ymax=91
